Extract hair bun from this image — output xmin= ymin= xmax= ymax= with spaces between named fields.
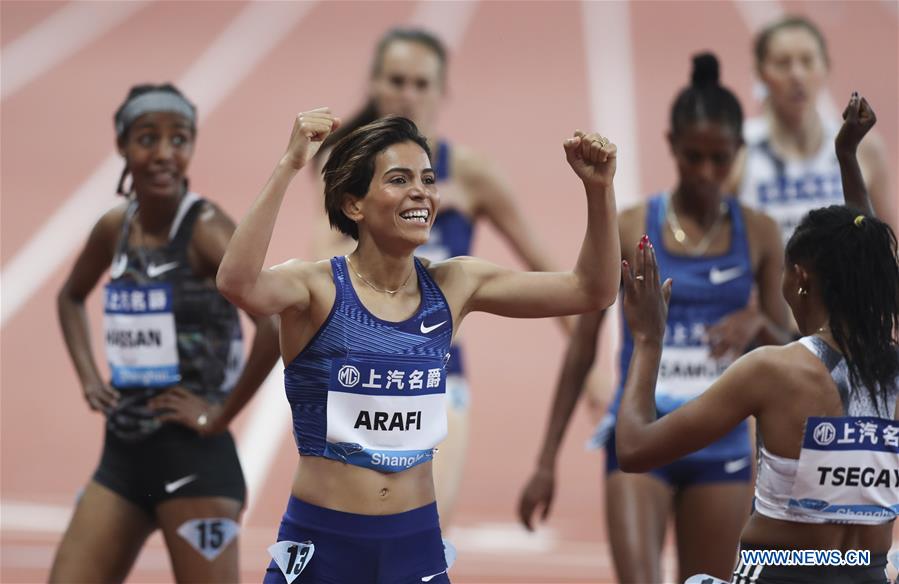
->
xmin=691 ymin=53 xmax=720 ymax=88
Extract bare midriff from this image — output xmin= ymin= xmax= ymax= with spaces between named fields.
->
xmin=290 ymin=455 xmax=436 ymax=515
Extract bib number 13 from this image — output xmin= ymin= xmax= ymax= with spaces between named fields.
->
xmin=268 ymin=540 xmax=315 ymax=583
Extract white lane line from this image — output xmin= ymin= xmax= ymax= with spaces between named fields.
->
xmin=1 ymin=2 xmax=151 ymax=100
xmin=0 ymin=500 xmax=72 ymax=532
xmin=580 ymin=0 xmax=640 ymax=207
xmin=408 ymin=0 xmax=480 ymax=51
xmin=578 ymin=0 xmax=640 ymax=404
xmin=0 ymin=1 xmax=317 ymax=327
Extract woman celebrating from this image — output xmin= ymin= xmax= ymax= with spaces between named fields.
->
xmin=735 ymin=15 xmax=894 ymax=240
xmin=50 ymin=84 xmax=280 ymax=582
xmin=311 ymin=28 xmax=570 ymax=525
xmin=217 ymin=109 xmax=620 ymax=583
xmin=518 ymin=54 xmax=791 ymax=583
xmin=617 ymin=93 xmax=897 ymax=584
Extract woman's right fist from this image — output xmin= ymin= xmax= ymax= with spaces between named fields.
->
xmin=563 ymin=130 xmax=617 ymax=189
xmin=283 ymin=107 xmax=341 ymax=170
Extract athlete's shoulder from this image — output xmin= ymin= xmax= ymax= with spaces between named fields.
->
xmin=740 ymin=204 xmax=782 ymax=248
xmin=856 ymin=128 xmax=888 ymax=167
xmin=191 ymin=199 xmax=236 ymax=237
xmin=92 ymin=200 xmax=131 ymax=244
xmin=618 ymin=201 xmax=649 ymax=245
xmin=742 ymin=342 xmax=828 ymax=386
xmin=742 ymin=116 xmax=769 ymax=145
xmin=450 ymin=144 xmax=494 ymax=182
xmin=423 ymin=255 xmax=470 ymax=278
xmin=271 ymin=258 xmax=333 ymax=282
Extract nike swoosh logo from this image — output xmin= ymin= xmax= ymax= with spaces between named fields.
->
xmin=724 ymin=457 xmax=751 ymax=474
xmin=110 ymin=254 xmax=128 ymax=279
xmin=147 ymin=261 xmax=179 ymax=278
xmin=420 ymin=320 xmax=447 ymax=334
xmin=164 ymin=474 xmax=198 ymax=494
xmin=422 ymin=569 xmax=448 ymax=582
xmin=709 ymin=266 xmax=745 ymax=285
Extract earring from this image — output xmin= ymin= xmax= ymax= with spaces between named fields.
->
xmin=798 ymin=287 xmax=808 ymax=296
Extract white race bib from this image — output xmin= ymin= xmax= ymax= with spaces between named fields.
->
xmin=789 ymin=416 xmax=899 ymax=524
xmin=104 ymin=283 xmax=180 ymax=387
xmin=324 ymin=355 xmax=447 ymax=472
xmin=657 ymin=346 xmax=731 ymax=403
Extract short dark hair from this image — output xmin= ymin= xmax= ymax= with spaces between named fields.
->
xmin=786 ymin=206 xmax=899 ymax=414
xmin=321 ymin=116 xmax=431 ymax=240
xmin=670 ymin=52 xmax=743 ymax=140
xmin=754 ymin=15 xmax=830 ymax=70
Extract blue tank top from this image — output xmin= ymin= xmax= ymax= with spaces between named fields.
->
xmin=284 ymin=256 xmax=453 ymax=472
xmin=416 ymin=141 xmax=472 ymax=376
xmin=615 ymin=194 xmax=753 ymax=460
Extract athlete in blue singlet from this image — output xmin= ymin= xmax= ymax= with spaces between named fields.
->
xmin=616 ymin=93 xmax=898 ymax=584
xmin=519 ymin=54 xmax=792 ymax=583
xmin=218 ymin=109 xmax=622 ymax=583
xmin=50 ymin=84 xmax=279 ymax=583
xmin=311 ymin=29 xmax=565 ymax=525
xmin=732 ymin=16 xmax=895 ymax=237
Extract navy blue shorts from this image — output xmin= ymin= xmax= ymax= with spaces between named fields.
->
xmin=606 ymin=431 xmax=752 ymax=487
xmin=263 ymin=497 xmax=451 ymax=584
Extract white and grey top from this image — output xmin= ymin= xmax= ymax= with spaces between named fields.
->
xmin=754 ymin=336 xmax=899 ymax=524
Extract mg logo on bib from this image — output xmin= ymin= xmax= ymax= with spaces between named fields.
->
xmin=813 ymin=422 xmax=836 ymax=446
xmin=338 ymin=365 xmax=360 ymax=388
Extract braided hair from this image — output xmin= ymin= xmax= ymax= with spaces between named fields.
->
xmin=786 ymin=207 xmax=899 ymax=414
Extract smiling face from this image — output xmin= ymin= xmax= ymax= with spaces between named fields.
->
xmin=118 ymin=111 xmax=194 ymax=199
xmin=669 ymin=120 xmax=741 ymax=204
xmin=758 ymin=26 xmax=828 ymax=123
xmin=344 ymin=141 xmax=439 ymax=249
xmin=370 ymin=39 xmax=444 ymax=134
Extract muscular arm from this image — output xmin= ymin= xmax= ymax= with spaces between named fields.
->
xmin=458 ymin=133 xmax=621 ymax=321
xmin=617 ymin=341 xmax=770 ymax=472
xmin=834 ymin=93 xmax=882 ymax=220
xmin=193 ymin=204 xmax=280 ymax=432
xmin=217 ymin=110 xmax=340 ymax=316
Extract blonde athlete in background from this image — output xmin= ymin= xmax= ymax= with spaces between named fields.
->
xmin=51 ymin=84 xmax=280 ymax=583
xmin=733 ymin=16 xmax=895 ymax=237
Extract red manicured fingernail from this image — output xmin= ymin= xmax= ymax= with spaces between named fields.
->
xmin=641 ymin=234 xmax=649 ymax=242
xmin=649 ymin=242 xmax=654 ymax=249
xmin=638 ymin=240 xmax=644 ymax=250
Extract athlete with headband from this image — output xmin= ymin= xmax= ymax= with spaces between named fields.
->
xmin=50 ymin=84 xmax=280 ymax=583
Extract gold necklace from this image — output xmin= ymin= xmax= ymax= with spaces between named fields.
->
xmin=345 ymin=255 xmax=414 ymax=295
xmin=665 ymin=194 xmax=728 ymax=256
